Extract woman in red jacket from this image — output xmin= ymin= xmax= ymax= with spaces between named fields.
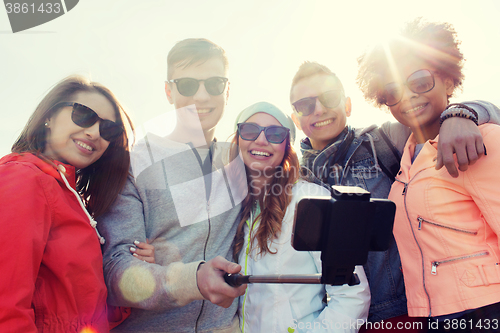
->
xmin=357 ymin=19 xmax=500 ymax=331
xmin=0 ymin=76 xmax=152 ymax=332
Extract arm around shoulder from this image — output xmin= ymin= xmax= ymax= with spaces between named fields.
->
xmin=463 ymin=100 xmax=500 ymax=125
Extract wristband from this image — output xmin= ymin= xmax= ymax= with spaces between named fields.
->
xmin=445 ymin=103 xmax=479 ymax=119
xmin=440 ymin=103 xmax=479 ymax=126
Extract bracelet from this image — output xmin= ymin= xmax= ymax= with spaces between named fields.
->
xmin=440 ymin=103 xmax=479 ymax=126
xmin=440 ymin=104 xmax=479 ymax=125
xmin=445 ymin=103 xmax=479 ymax=119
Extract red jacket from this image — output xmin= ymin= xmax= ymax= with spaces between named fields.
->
xmin=0 ymin=153 xmax=108 ymax=332
xmin=389 ymin=124 xmax=500 ymax=317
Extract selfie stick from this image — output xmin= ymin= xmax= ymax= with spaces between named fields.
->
xmin=224 ymin=272 xmax=360 ymax=287
xmin=223 ymin=186 xmax=394 ymax=288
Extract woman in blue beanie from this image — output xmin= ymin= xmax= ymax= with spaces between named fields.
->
xmin=230 ymin=101 xmax=370 ymax=333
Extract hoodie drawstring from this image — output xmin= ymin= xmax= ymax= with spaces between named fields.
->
xmin=57 ymin=167 xmax=106 ymax=244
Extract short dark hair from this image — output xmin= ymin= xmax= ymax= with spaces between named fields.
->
xmin=12 ymin=75 xmax=134 ymax=218
xmin=290 ymin=61 xmax=344 ymax=102
xmin=167 ymin=38 xmax=228 ymax=79
xmin=357 ymin=18 xmax=464 ymax=107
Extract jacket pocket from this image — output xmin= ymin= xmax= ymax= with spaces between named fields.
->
xmin=431 ymin=251 xmax=489 ymax=275
xmin=459 ymin=262 xmax=500 ymax=287
xmin=417 ymin=216 xmax=478 ymax=235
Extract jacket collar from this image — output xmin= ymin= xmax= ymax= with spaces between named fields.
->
xmin=400 ymin=134 xmax=439 ymax=180
xmin=0 ymin=153 xmax=76 ymax=188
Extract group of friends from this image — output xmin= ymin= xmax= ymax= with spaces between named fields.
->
xmin=2 ymin=18 xmax=500 ymax=333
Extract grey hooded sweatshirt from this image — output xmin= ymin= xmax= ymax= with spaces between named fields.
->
xmin=98 ymin=134 xmax=247 ymax=333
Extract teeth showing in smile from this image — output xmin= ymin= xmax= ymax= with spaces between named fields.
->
xmin=197 ymin=108 xmax=212 ymax=114
xmin=403 ymin=104 xmax=425 ymax=114
xmin=314 ymin=119 xmax=333 ymax=127
xmin=76 ymin=140 xmax=93 ymax=151
xmin=251 ymin=150 xmax=270 ymax=157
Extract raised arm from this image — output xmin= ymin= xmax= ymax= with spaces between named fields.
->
xmin=379 ymin=100 xmax=500 ymax=178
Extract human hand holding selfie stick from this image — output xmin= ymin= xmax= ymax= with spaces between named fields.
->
xmin=224 ymin=186 xmax=394 ymax=288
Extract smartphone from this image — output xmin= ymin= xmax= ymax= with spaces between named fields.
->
xmin=291 ymin=188 xmax=395 ymax=254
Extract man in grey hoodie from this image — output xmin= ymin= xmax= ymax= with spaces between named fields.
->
xmin=99 ymin=38 xmax=247 ymax=333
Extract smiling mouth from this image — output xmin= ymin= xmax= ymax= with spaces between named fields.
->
xmin=403 ymin=104 xmax=427 ymax=114
xmin=250 ymin=150 xmax=271 ymax=157
xmin=196 ymin=108 xmax=213 ymax=114
xmin=313 ymin=119 xmax=333 ymax=127
xmin=75 ymin=140 xmax=94 ymax=151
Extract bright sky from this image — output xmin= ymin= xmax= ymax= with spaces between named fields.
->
xmin=1 ymin=0 xmax=500 ymax=157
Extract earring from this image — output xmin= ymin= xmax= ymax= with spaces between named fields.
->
xmin=44 ymin=122 xmax=49 ymax=127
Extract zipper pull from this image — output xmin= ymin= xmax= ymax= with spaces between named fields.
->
xmin=417 ymin=217 xmax=423 ymax=230
xmin=402 ymin=182 xmax=408 ymax=195
xmin=431 ymin=262 xmax=439 ymax=275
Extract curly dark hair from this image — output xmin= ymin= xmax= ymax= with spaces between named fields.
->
xmin=356 ymin=18 xmax=465 ymax=107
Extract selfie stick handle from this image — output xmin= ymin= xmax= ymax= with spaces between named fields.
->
xmin=224 ymin=273 xmax=323 ymax=287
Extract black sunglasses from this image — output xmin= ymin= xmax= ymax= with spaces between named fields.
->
xmin=292 ymin=90 xmax=343 ymax=117
xmin=237 ymin=122 xmax=290 ymax=144
xmin=383 ymin=69 xmax=436 ymax=106
xmin=167 ymin=77 xmax=228 ymax=97
xmin=53 ymin=102 xmax=124 ymax=142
